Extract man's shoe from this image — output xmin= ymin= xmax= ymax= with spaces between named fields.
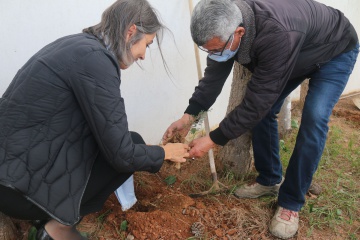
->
xmin=234 ymin=177 xmax=284 ymax=198
xmin=269 ymin=206 xmax=299 ymax=239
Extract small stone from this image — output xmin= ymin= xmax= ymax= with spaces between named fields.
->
xmin=126 ymin=234 xmax=135 ymax=240
xmin=182 ymin=208 xmax=187 ymax=215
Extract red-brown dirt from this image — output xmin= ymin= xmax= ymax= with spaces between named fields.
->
xmin=77 ymin=97 xmax=360 ymax=240
xmin=10 ymin=97 xmax=360 ymax=239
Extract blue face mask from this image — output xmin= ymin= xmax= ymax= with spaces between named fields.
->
xmin=208 ymin=35 xmax=241 ymax=62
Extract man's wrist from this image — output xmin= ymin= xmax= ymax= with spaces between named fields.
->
xmin=206 ymin=135 xmax=216 ymax=148
xmin=182 ymin=113 xmax=195 ymax=124
xmin=184 ymin=102 xmax=205 ymax=117
xmin=209 ymin=127 xmax=230 ymax=146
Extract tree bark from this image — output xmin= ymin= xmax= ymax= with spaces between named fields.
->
xmin=216 ymin=63 xmax=253 ymax=178
xmin=278 ymin=95 xmax=292 ymax=138
xmin=0 ymin=212 xmax=17 ymax=240
xmin=299 ymin=79 xmax=309 ymax=110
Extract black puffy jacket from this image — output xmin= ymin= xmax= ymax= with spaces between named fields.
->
xmin=185 ymin=0 xmax=358 ymax=145
xmin=0 ymin=33 xmax=165 ymax=225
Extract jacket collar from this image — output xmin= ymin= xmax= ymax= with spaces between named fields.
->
xmin=233 ymin=0 xmax=256 ymax=64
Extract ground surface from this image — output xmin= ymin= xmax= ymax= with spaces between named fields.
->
xmin=12 ymin=97 xmax=360 ymax=240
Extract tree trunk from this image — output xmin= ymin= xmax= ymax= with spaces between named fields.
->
xmin=278 ymin=95 xmax=292 ymax=138
xmin=0 ymin=212 xmax=17 ymax=240
xmin=216 ymin=63 xmax=253 ymax=178
xmin=299 ymin=79 xmax=309 ymax=110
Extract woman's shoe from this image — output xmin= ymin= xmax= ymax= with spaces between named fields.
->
xmin=33 ymin=218 xmax=87 ymax=240
xmin=36 ymin=225 xmax=53 ymax=240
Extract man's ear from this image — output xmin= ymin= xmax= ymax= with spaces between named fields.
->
xmin=126 ymin=24 xmax=137 ymax=41
xmin=234 ymin=26 xmax=245 ymax=38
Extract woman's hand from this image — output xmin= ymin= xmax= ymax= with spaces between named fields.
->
xmin=162 ymin=114 xmax=195 ymax=144
xmin=162 ymin=143 xmax=190 ymax=163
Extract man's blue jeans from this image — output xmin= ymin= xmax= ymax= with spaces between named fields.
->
xmin=252 ymin=43 xmax=359 ymax=212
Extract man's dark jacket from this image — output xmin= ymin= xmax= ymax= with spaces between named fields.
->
xmin=0 ymin=33 xmax=165 ymax=225
xmin=185 ymin=0 xmax=358 ymax=145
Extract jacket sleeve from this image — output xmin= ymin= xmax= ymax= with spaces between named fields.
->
xmin=69 ymin=50 xmax=164 ymax=173
xmin=185 ymin=56 xmax=234 ymax=116
xmin=210 ymin=30 xmax=306 ymax=145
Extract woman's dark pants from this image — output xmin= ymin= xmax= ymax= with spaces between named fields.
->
xmin=0 ymin=132 xmax=145 ymax=221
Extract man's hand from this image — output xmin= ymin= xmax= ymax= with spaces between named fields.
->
xmin=162 ymin=114 xmax=195 ymax=144
xmin=188 ymin=135 xmax=216 ymax=158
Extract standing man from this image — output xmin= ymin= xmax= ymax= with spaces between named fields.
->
xmin=163 ymin=0 xmax=358 ymax=238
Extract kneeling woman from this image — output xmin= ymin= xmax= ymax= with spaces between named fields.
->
xmin=0 ymin=0 xmax=189 ymax=239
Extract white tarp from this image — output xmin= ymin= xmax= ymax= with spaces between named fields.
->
xmin=0 ymin=0 xmax=359 ymax=144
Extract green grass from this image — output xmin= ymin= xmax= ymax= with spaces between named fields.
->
xmin=280 ymin=124 xmax=360 ymax=238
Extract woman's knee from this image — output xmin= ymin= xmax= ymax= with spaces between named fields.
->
xmin=0 ymin=185 xmax=49 ymax=220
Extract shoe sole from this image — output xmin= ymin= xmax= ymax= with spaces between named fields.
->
xmin=269 ymin=230 xmax=296 ymax=239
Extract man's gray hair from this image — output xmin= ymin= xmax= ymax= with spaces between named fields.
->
xmin=191 ymin=0 xmax=243 ymax=46
xmin=83 ymin=0 xmax=166 ymax=67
